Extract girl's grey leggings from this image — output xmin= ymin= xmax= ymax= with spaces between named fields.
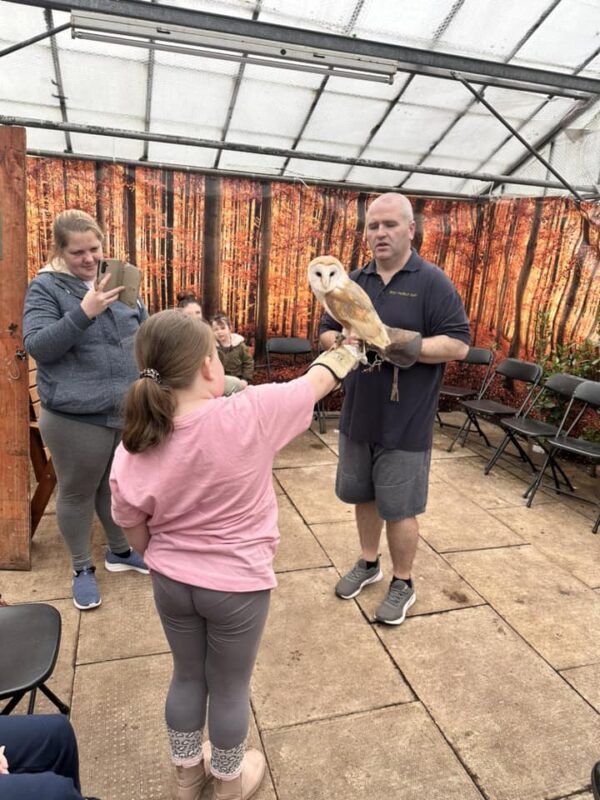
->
xmin=39 ymin=408 xmax=129 ymax=571
xmin=151 ymin=571 xmax=270 ymax=769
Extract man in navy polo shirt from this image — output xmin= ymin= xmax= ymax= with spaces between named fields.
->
xmin=319 ymin=192 xmax=470 ymax=625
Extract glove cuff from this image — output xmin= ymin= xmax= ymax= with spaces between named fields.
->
xmin=307 ymin=345 xmax=360 ymax=381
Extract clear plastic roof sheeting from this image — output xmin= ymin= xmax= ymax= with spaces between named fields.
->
xmin=1 ymin=0 xmax=599 ymax=198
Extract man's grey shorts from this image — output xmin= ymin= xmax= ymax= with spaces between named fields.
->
xmin=336 ymin=433 xmax=432 ymax=521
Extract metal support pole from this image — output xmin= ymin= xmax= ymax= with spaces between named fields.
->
xmin=452 ymin=71 xmax=583 ymax=201
xmin=0 ymin=22 xmax=70 ymax=58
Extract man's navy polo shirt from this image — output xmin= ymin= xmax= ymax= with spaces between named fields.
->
xmin=319 ymin=250 xmax=471 ymax=451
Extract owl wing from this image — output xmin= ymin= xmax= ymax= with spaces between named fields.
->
xmin=325 ymin=281 xmax=390 ymax=350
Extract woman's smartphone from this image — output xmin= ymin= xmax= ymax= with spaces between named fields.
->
xmin=96 ymin=259 xmax=141 ymax=308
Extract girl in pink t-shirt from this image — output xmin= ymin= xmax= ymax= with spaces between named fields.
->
xmin=109 ymin=310 xmax=359 ymax=800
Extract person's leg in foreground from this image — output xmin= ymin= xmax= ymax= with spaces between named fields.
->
xmin=153 ymin=572 xmax=270 ymax=800
xmin=40 ymin=412 xmax=147 ymax=610
xmin=0 ymin=713 xmax=99 ymax=800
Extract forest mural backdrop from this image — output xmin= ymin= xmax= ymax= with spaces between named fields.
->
xmin=26 ymin=157 xmax=600 ymax=362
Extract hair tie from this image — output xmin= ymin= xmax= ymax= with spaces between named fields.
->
xmin=140 ymin=368 xmax=161 ymax=384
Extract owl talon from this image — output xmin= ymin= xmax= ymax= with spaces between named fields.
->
xmin=363 ymin=353 xmax=385 ymax=372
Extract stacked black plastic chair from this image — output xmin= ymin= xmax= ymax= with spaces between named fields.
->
xmin=524 ymin=379 xmax=600 ymax=533
xmin=437 ymin=346 xmax=494 ymax=429
xmin=484 ymin=372 xmax=583 ymax=477
xmin=447 ymin=358 xmax=543 ymax=454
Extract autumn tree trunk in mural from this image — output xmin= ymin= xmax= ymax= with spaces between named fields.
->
xmin=163 ymin=170 xmax=174 ymax=309
xmin=203 ymin=175 xmax=221 ymax=319
xmin=255 ymin=182 xmax=272 ymax=362
xmin=556 ymin=215 xmax=589 ymax=347
xmin=509 ymin=198 xmax=543 ymax=359
xmin=412 ymin=198 xmax=426 ymax=253
xmin=124 ymin=164 xmax=136 ymax=265
xmin=95 ymin=163 xmax=105 ymax=230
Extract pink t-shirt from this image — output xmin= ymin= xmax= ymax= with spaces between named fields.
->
xmin=109 ymin=380 xmax=314 ymax=592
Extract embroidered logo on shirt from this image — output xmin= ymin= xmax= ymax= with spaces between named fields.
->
xmin=388 ymin=290 xmax=418 ymax=297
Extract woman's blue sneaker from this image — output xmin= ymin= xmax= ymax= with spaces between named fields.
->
xmin=104 ymin=548 xmax=149 ymax=574
xmin=72 ymin=566 xmax=102 ymax=610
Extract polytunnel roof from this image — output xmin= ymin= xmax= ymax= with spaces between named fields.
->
xmin=1 ymin=0 xmax=600 ymax=198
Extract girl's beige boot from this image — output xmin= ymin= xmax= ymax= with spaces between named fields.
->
xmin=172 ymin=743 xmax=213 ymax=800
xmin=212 ymin=749 xmax=266 ymax=800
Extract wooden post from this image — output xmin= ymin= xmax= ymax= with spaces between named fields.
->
xmin=0 ymin=126 xmax=30 ymax=569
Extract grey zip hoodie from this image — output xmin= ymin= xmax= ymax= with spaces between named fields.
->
xmin=23 ymin=263 xmax=148 ymax=428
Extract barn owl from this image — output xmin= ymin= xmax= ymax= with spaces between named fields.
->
xmin=308 ymin=255 xmax=422 ymax=369
xmin=308 ymin=256 xmax=390 ymax=353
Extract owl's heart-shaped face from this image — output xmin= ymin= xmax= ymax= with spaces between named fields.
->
xmin=308 ymin=257 xmax=346 ymax=294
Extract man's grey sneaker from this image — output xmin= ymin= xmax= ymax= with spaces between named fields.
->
xmin=335 ymin=558 xmax=383 ymax=599
xmin=374 ymin=579 xmax=416 ymax=625
xmin=105 ymin=548 xmax=150 ymax=574
xmin=72 ymin=567 xmax=101 ymax=611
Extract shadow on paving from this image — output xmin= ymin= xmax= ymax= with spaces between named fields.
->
xmin=0 ymin=421 xmax=598 ymax=800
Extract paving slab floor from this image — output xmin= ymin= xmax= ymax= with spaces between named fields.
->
xmin=1 ymin=415 xmax=599 ymax=800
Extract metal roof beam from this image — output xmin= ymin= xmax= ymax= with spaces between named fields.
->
xmin=139 ymin=0 xmax=157 ymax=161
xmin=8 ymin=0 xmax=600 ymax=96
xmin=140 ymin=47 xmax=154 ymax=161
xmin=27 ymin=147 xmax=488 ymax=199
xmin=279 ymin=75 xmax=329 ymax=176
xmin=340 ymin=73 xmax=414 ymax=182
xmin=0 ymin=21 xmax=69 ymax=57
xmin=342 ymin=0 xmax=367 ymax=35
xmin=397 ymin=0 xmax=566 ymax=191
xmin=431 ymin=0 xmax=467 ymax=42
xmin=214 ymin=0 xmax=263 ymax=170
xmin=44 ymin=8 xmax=72 ymax=152
xmin=454 ymin=72 xmax=582 ymax=200
xmin=280 ymin=0 xmax=370 ymax=178
xmin=3 ymin=114 xmax=595 ymax=192
xmin=477 ymin=43 xmax=600 ymax=194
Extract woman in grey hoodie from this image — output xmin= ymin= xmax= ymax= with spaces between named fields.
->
xmin=23 ymin=210 xmax=149 ymax=610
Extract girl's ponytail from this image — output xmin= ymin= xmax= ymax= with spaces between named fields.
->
xmin=121 ymin=310 xmax=213 ymax=452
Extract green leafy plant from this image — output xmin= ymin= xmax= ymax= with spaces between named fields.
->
xmin=533 ymin=310 xmax=600 ymax=438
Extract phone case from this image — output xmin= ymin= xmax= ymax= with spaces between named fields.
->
xmin=96 ymin=259 xmax=142 ymax=308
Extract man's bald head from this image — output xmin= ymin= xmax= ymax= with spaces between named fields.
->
xmin=367 ymin=193 xmax=414 ymax=223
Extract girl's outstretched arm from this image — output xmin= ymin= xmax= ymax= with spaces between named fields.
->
xmin=300 ymin=344 xmax=361 ymax=402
